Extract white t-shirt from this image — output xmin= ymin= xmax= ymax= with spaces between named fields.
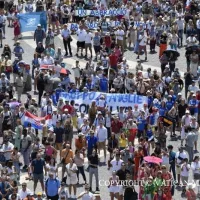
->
xmin=77 ymin=29 xmax=87 ymax=42
xmin=115 ymin=29 xmax=125 ymax=41
xmin=181 ymin=163 xmax=190 ymax=177
xmin=139 ymin=35 xmax=147 ymax=46
xmin=81 ymin=191 xmax=94 ymax=200
xmin=18 ymin=189 xmax=32 ymax=200
xmin=85 ymin=32 xmax=93 ymax=44
xmin=176 ymin=151 xmax=188 ymax=165
xmin=2 ymin=142 xmax=14 ymax=160
xmin=110 ymin=159 xmax=124 ymax=172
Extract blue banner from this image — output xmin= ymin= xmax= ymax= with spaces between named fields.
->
xmin=18 ymin=12 xmax=47 ymax=33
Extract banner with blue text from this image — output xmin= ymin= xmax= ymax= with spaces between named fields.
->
xmin=75 ymin=9 xmax=127 ymax=17
xmin=60 ymin=92 xmax=148 ymax=113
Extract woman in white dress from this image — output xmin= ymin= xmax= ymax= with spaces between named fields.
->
xmin=66 ymin=158 xmax=78 ymax=199
xmin=108 ymin=170 xmax=120 ymax=200
xmin=45 ymin=158 xmax=58 ymax=179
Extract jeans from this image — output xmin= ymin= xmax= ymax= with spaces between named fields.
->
xmin=170 ymin=44 xmax=177 ymax=50
xmin=89 ymin=167 xmax=99 ymax=188
xmin=170 ymin=163 xmax=176 ymax=181
xmin=186 ymin=145 xmax=194 ymax=162
xmin=13 ymin=161 xmax=20 ymax=174
xmin=63 ymin=39 xmax=72 ymax=55
xmin=178 ymin=30 xmax=183 ymax=46
xmin=77 ymin=166 xmax=86 ymax=182
xmin=21 ymin=148 xmax=31 ymax=166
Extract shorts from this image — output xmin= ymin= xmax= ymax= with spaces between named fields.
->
xmin=55 ymin=143 xmax=62 ymax=150
xmin=109 ymin=186 xmax=119 ymax=193
xmin=98 ymin=141 xmax=106 ymax=150
xmin=118 ymin=185 xmax=124 ymax=195
xmin=176 ymin=165 xmax=181 ymax=175
xmin=33 ymin=173 xmax=44 ymax=182
xmin=181 ymin=176 xmax=188 ymax=185
xmin=139 ymin=45 xmax=146 ymax=51
xmin=94 ymin=45 xmax=101 ymax=53
xmin=85 ymin=43 xmax=92 ymax=48
xmin=77 ymin=41 xmax=85 ymax=48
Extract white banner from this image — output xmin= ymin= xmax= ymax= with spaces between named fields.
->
xmin=75 ymin=9 xmax=127 ymax=17
xmin=60 ymin=92 xmax=148 ymax=113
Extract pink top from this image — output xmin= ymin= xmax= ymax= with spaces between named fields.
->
xmin=45 ymin=146 xmax=54 ymax=156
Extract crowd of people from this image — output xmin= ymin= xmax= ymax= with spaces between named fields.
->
xmin=0 ymin=0 xmax=200 ymax=200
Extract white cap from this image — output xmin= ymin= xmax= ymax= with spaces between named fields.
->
xmin=48 ymin=127 xmax=54 ymax=132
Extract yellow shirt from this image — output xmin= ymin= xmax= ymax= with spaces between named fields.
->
xmin=119 ymin=138 xmax=128 ymax=148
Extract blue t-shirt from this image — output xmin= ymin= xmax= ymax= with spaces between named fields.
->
xmin=46 ymin=178 xmax=61 ymax=196
xmin=99 ymin=77 xmax=108 ymax=92
xmin=31 ymin=158 xmax=45 ymax=174
xmin=166 ymin=100 xmax=174 ymax=111
xmin=189 ymin=99 xmax=198 ymax=113
xmin=148 ymin=96 xmax=153 ymax=106
xmin=86 ymin=136 xmax=98 ymax=150
xmin=149 ymin=114 xmax=155 ymax=125
xmin=146 ymin=130 xmax=153 ymax=139
xmin=137 ymin=117 xmax=146 ymax=131
xmin=159 ymin=106 xmax=166 ymax=116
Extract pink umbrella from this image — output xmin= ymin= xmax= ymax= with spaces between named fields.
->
xmin=144 ymin=156 xmax=162 ymax=164
xmin=60 ymin=68 xmax=67 ymax=75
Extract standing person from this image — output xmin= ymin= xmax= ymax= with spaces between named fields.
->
xmin=168 ymin=145 xmax=176 ymax=181
xmin=36 ymin=72 xmax=45 ymax=106
xmin=88 ymin=149 xmax=99 ymax=192
xmin=72 ymin=61 xmax=81 ymax=87
xmin=13 ymin=18 xmax=20 ymax=44
xmin=190 ymin=50 xmax=199 ymax=78
xmin=74 ymin=150 xmax=87 ymax=184
xmin=76 ymin=26 xmax=86 ymax=57
xmin=54 ymin=120 xmax=64 ymax=161
xmin=31 ymin=153 xmax=45 ymax=196
xmin=61 ymin=143 xmax=74 ymax=180
xmin=86 ymin=130 xmax=98 ymax=159
xmin=11 ymin=147 xmax=21 ymax=180
xmin=15 ymin=72 xmax=24 ymax=102
xmin=66 ymin=158 xmax=78 ymax=199
xmin=96 ymin=121 xmax=107 ymax=163
xmin=61 ymin=24 xmax=72 ymax=57
xmin=21 ymin=128 xmax=32 ymax=170
xmin=175 ymin=146 xmax=188 ymax=186
xmin=186 ymin=127 xmax=196 ymax=162
xmin=34 ymin=24 xmax=46 ymax=45
xmin=45 ymin=172 xmax=61 ymax=200
xmin=115 ymin=26 xmax=125 ymax=53
xmin=184 ymin=69 xmax=193 ymax=99
xmin=85 ymin=29 xmax=93 ymax=58
xmin=137 ymin=32 xmax=147 ymax=61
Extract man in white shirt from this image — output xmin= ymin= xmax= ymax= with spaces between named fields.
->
xmin=115 ymin=26 xmax=125 ymax=52
xmin=1 ymin=139 xmax=14 ymax=162
xmin=76 ymin=26 xmax=86 ymax=56
xmin=188 ymin=80 xmax=198 ymax=93
xmin=175 ymin=146 xmax=188 ymax=185
xmin=61 ymin=24 xmax=72 ymax=56
xmin=18 ymin=183 xmax=32 ymax=200
xmin=85 ymin=29 xmax=93 ymax=58
xmin=176 ymin=15 xmax=184 ymax=47
xmin=137 ymin=32 xmax=147 ymax=61
xmin=110 ymin=153 xmax=124 ymax=172
xmin=96 ymin=122 xmax=107 ymax=163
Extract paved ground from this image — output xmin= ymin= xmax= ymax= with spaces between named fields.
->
xmin=1 ymin=1 xmax=200 ymax=200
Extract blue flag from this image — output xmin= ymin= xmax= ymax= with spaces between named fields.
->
xmin=18 ymin=12 xmax=47 ymax=33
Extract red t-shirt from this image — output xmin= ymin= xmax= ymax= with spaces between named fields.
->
xmin=111 ymin=120 xmax=123 ymax=134
xmin=62 ymin=104 xmax=72 ymax=114
xmin=109 ymin=54 xmax=118 ymax=67
xmin=104 ymin=36 xmax=111 ymax=47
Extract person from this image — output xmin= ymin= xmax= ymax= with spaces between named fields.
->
xmin=31 ymin=153 xmax=45 ymax=196
xmin=74 ymin=150 xmax=87 ymax=184
xmin=88 ymin=149 xmax=99 ymax=192
xmin=77 ymin=184 xmax=94 ymax=199
xmin=58 ymin=182 xmax=68 ymax=200
xmin=186 ymin=183 xmax=197 ymax=200
xmin=61 ymin=24 xmax=72 ymax=57
xmin=137 ymin=32 xmax=148 ymax=61
xmin=18 ymin=183 xmax=32 ymax=200
xmin=108 ymin=170 xmax=119 ymax=200
xmin=61 ymin=143 xmax=74 ymax=179
xmin=45 ymin=172 xmax=61 ymax=200
xmin=34 ymin=24 xmax=46 ymax=45
xmin=185 ymin=127 xmax=196 ymax=162
xmin=66 ymin=158 xmax=78 ymax=198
